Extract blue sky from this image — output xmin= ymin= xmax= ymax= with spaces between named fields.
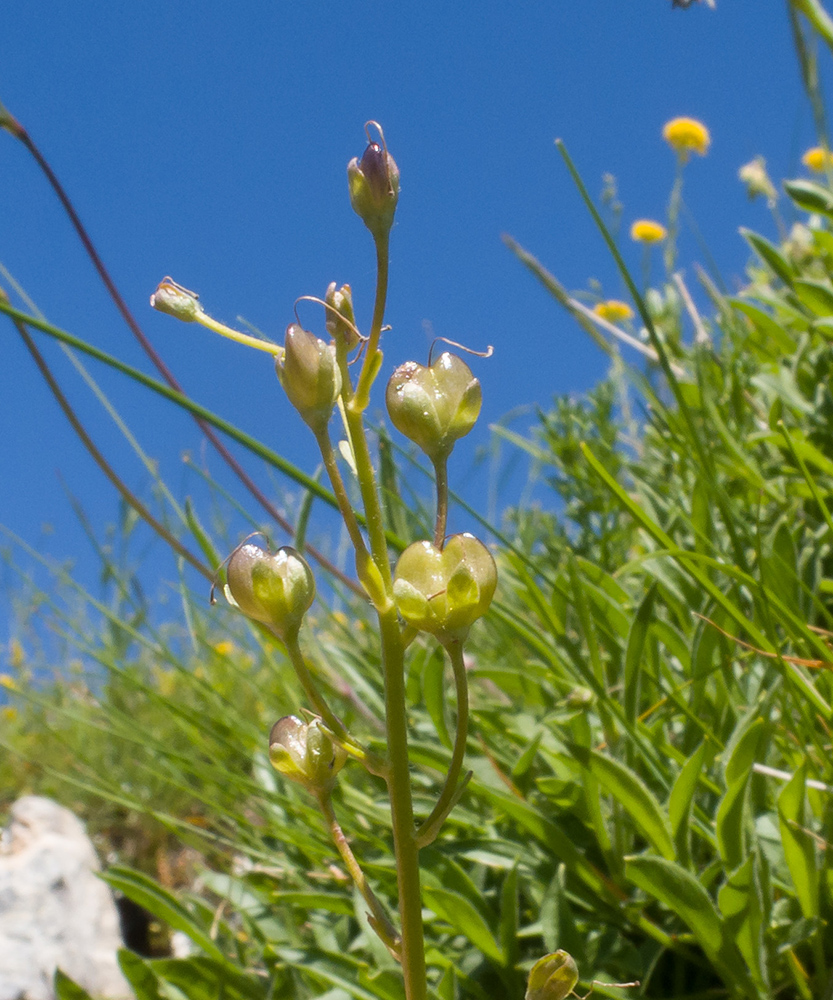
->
xmin=0 ymin=1 xmax=827 ymax=636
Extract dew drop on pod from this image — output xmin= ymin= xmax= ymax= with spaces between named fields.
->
xmin=223 ymin=541 xmax=315 ymax=641
xmin=392 ymin=532 xmax=496 ymax=644
xmin=269 ymin=715 xmax=347 ymax=795
xmin=386 ymin=352 xmax=482 ymax=462
xmin=276 ymin=323 xmax=342 ymax=433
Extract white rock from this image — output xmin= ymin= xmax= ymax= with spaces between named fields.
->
xmin=0 ymin=796 xmax=131 ymax=1000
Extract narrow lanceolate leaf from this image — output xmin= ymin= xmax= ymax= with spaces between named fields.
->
xmin=778 ymin=762 xmax=819 ymax=919
xmin=625 ymin=856 xmax=752 ymax=993
xmin=784 ymin=178 xmax=833 ymax=218
xmin=148 ymin=957 xmax=268 ymax=1000
xmin=624 ymin=583 xmax=656 ymax=724
xmin=423 ymin=886 xmax=503 ymax=965
xmin=741 ymin=229 xmax=797 ymax=288
xmin=668 ymin=740 xmax=713 ymax=868
xmin=117 ymin=950 xmax=166 ymax=1000
xmin=100 ymin=866 xmax=227 ymax=964
xmin=718 ymin=855 xmax=769 ymax=996
xmin=569 ymin=745 xmax=674 ymax=861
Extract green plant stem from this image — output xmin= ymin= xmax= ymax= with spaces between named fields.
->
xmin=379 ymin=609 xmax=427 ymax=1000
xmin=315 ymin=790 xmax=401 ymax=958
xmin=432 ymin=458 xmax=449 ymax=548
xmin=283 ymin=633 xmax=350 ymax=745
xmin=416 ymin=639 xmax=470 ymax=848
xmin=315 ymin=429 xmax=371 ymax=564
xmin=354 ymin=232 xmax=391 ymax=411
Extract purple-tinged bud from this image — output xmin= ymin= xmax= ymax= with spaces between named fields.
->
xmin=525 ymin=951 xmax=580 ymax=1000
xmin=393 ymin=533 xmax=497 ymax=644
xmin=269 ymin=716 xmax=347 ymax=794
xmin=347 ymin=136 xmax=400 ymax=239
xmin=325 ymin=282 xmax=359 ymax=350
xmin=150 ymin=277 xmax=202 ymax=322
xmin=276 ymin=323 xmax=342 ymax=433
xmin=224 ymin=542 xmax=315 ymax=640
xmin=386 ymin=353 xmax=481 ymax=462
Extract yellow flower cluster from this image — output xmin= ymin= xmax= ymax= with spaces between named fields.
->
xmin=802 ymin=146 xmax=833 ymax=173
xmin=663 ymin=117 xmax=710 ymax=157
xmin=593 ymin=300 xmax=634 ymax=323
xmin=630 ymin=219 xmax=667 ymax=243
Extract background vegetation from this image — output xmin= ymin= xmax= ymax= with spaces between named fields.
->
xmin=3 ymin=5 xmax=833 ymax=999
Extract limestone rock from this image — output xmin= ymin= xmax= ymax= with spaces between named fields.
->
xmin=0 ymin=796 xmax=131 ymax=1000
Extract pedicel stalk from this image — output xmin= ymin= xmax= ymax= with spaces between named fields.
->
xmin=150 ymin=122 xmax=496 ymax=1000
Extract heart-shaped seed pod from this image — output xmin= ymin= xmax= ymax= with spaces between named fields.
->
xmin=269 ymin=716 xmax=347 ymax=794
xmin=392 ymin=533 xmax=496 ymax=643
xmin=386 ymin=352 xmax=481 ymax=462
xmin=525 ymin=951 xmax=579 ymax=1000
xmin=224 ymin=542 xmax=315 ymax=640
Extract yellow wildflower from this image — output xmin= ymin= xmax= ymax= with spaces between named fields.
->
xmin=802 ymin=146 xmax=833 ymax=173
xmin=593 ymin=300 xmax=634 ymax=323
xmin=1 ymin=707 xmax=17 ymax=722
xmin=0 ymin=674 xmax=17 ymax=691
xmin=630 ymin=219 xmax=667 ymax=243
xmin=663 ymin=117 xmax=710 ymax=157
xmin=213 ymin=640 xmax=235 ymax=656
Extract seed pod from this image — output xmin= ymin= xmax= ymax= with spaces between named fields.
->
xmin=276 ymin=323 xmax=341 ymax=433
xmin=325 ymin=282 xmax=359 ymax=350
xmin=269 ymin=716 xmax=347 ymax=794
xmin=347 ymin=139 xmax=400 ymax=239
xmin=224 ymin=542 xmax=315 ymax=640
xmin=386 ymin=353 xmax=481 ymax=462
xmin=525 ymin=951 xmax=579 ymax=1000
xmin=393 ymin=533 xmax=496 ymax=644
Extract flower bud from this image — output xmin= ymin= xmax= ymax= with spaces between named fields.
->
xmin=347 ymin=139 xmax=400 ymax=239
xmin=386 ymin=353 xmax=481 ymax=462
xmin=393 ymin=533 xmax=497 ymax=643
xmin=276 ymin=323 xmax=342 ymax=433
xmin=150 ymin=277 xmax=202 ymax=322
xmin=224 ymin=542 xmax=315 ymax=639
xmin=269 ymin=716 xmax=347 ymax=794
xmin=525 ymin=951 xmax=579 ymax=1000
xmin=325 ymin=282 xmax=359 ymax=350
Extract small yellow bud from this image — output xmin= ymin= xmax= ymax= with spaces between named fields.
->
xmin=802 ymin=146 xmax=833 ymax=173
xmin=630 ymin=219 xmax=667 ymax=243
xmin=662 ymin=117 xmax=710 ymax=158
xmin=592 ymin=300 xmax=633 ymax=323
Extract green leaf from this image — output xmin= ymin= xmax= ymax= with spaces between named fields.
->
xmin=668 ymin=740 xmax=712 ymax=867
xmin=778 ymin=761 xmax=819 ymax=919
xmin=784 ymin=177 xmax=833 ymax=217
xmin=100 ymin=866 xmax=227 ymax=964
xmin=53 ymin=970 xmax=94 ymax=1000
xmin=499 ymin=866 xmax=519 ymax=968
xmin=625 ymin=856 xmax=740 ymax=984
xmin=118 ymin=950 xmax=165 ymax=1000
xmin=623 ymin=584 xmax=656 ymax=724
xmin=718 ymin=855 xmax=769 ymax=996
xmin=794 ymin=277 xmax=833 ymax=316
xmin=570 ymin=745 xmax=674 ymax=860
xmin=729 ymin=298 xmax=796 ymax=354
xmin=149 ymin=957 xmax=267 ymax=1000
xmin=717 ymin=718 xmax=765 ymax=870
xmin=423 ymin=885 xmax=503 ymax=965
xmin=741 ymin=229 xmax=796 ymax=288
